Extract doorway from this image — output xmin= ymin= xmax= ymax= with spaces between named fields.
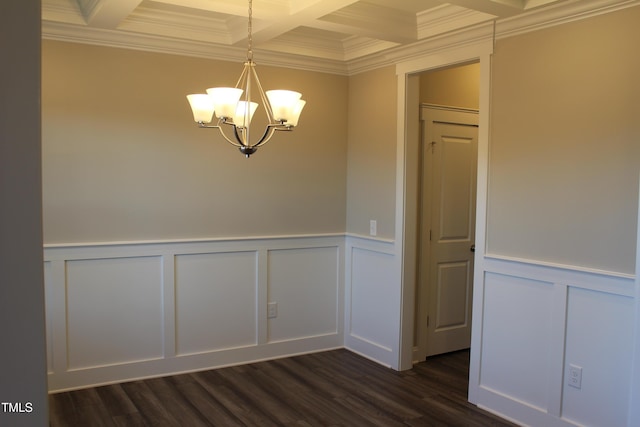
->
xmin=414 ymin=104 xmax=478 ymax=361
xmin=396 ymin=41 xmax=492 ymax=408
xmin=411 ymin=63 xmax=481 ymax=363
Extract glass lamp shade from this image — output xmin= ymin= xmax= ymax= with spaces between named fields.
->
xmin=187 ymin=94 xmax=215 ymax=123
xmin=233 ymin=101 xmax=259 ymax=127
xmin=206 ymin=87 xmax=243 ymax=119
xmin=266 ymin=90 xmax=302 ymax=122
xmin=287 ymin=99 xmax=306 ymax=127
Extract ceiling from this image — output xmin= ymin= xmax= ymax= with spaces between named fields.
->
xmin=40 ymin=0 xmax=617 ymax=73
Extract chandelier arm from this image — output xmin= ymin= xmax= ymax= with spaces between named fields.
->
xmin=214 ymin=120 xmax=245 ymax=148
xmin=197 ymin=122 xmax=220 ymax=129
xmin=252 ymin=123 xmax=286 ymax=149
xmin=255 ymin=125 xmax=276 ymax=147
xmin=196 ymin=122 xmax=243 ymax=148
xmin=218 ymin=130 xmax=243 ymax=148
xmin=232 ymin=123 xmax=248 ymax=147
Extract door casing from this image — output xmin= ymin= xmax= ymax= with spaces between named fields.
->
xmin=395 ymin=40 xmax=493 ymax=407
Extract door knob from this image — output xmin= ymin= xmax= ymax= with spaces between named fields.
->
xmin=470 ymin=244 xmax=475 ymax=252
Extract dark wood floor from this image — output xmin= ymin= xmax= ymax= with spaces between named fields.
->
xmin=49 ymin=349 xmax=516 ymax=426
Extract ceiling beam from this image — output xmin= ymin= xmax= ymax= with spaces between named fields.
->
xmin=315 ymin=2 xmax=417 ymax=44
xmin=311 ymin=19 xmax=415 ymax=44
xmin=77 ymin=0 xmax=144 ymax=28
xmin=445 ymin=0 xmax=526 ymax=17
xmin=149 ymin=0 xmax=287 ymax=19
xmin=230 ymin=0 xmax=359 ymax=46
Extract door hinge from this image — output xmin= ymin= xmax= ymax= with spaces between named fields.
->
xmin=429 ymin=229 xmax=432 ymax=241
xmin=427 ymin=315 xmax=430 ymax=327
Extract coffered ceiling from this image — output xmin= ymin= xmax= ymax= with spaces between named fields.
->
xmin=41 ymin=0 xmax=632 ymax=73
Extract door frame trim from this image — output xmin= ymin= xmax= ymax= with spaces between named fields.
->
xmin=394 ymin=39 xmax=493 ymax=406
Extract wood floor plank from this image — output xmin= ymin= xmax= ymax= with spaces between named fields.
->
xmin=174 ymin=380 xmax=244 ymax=427
xmin=248 ymin=361 xmax=374 ymax=427
xmin=49 ymin=387 xmax=118 ymax=427
xmin=310 ymin=363 xmax=423 ymax=423
xmin=271 ymin=356 xmax=352 ymax=399
xmin=142 ymin=377 xmax=212 ymax=427
xmin=111 ymin=412 xmax=148 ymax=427
xmin=95 ymin=384 xmax=138 ymax=419
xmin=191 ymin=371 xmax=282 ymax=427
xmin=118 ymin=380 xmax=184 ymax=427
xmin=49 ymin=349 xmax=517 ymax=427
xmin=214 ymin=364 xmax=308 ymax=426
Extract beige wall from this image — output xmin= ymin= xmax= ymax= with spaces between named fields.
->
xmin=42 ymin=4 xmax=640 ymax=270
xmin=346 ymin=65 xmax=397 ymax=238
xmin=419 ymin=62 xmax=480 ymax=109
xmin=42 ymin=41 xmax=348 ymax=243
xmin=488 ymin=6 xmax=640 ymax=274
xmin=344 ymin=63 xmax=480 ymax=241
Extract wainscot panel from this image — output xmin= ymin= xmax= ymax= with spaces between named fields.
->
xmin=480 ymin=272 xmax=555 ymax=411
xmin=175 ymin=251 xmax=258 ymax=356
xmin=561 ymin=287 xmax=634 ymax=427
xmin=472 ymin=255 xmax=636 ymax=427
xmin=65 ymin=256 xmax=165 ymax=371
xmin=267 ymin=246 xmax=340 ymax=343
xmin=44 ymin=235 xmax=344 ymax=392
xmin=344 ymin=235 xmax=399 ymax=368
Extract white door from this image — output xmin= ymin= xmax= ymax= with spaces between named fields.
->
xmin=416 ymin=105 xmax=478 ymax=359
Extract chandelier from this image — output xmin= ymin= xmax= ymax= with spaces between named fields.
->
xmin=186 ymin=0 xmax=306 ymax=158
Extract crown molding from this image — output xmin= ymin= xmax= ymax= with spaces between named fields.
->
xmin=258 ymin=28 xmax=348 ymax=62
xmin=495 ymin=0 xmax=640 ymax=39
xmin=346 ymin=21 xmax=496 ymax=75
xmin=121 ymin=3 xmax=231 ymax=44
xmin=42 ymin=0 xmax=640 ymax=76
xmin=42 ymin=21 xmax=350 ymax=75
xmin=342 ymin=36 xmax=399 ymax=62
xmin=348 ymin=0 xmax=640 ymax=75
xmin=416 ymin=4 xmax=493 ymax=40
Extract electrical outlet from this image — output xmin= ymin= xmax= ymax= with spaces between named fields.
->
xmin=267 ymin=302 xmax=277 ymax=319
xmin=369 ymin=220 xmax=377 ymax=236
xmin=568 ymin=364 xmax=582 ymax=389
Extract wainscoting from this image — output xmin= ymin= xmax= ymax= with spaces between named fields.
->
xmin=44 ymin=233 xmax=639 ymax=427
xmin=471 ymin=255 xmax=636 ymax=427
xmin=44 ymin=235 xmax=345 ymax=392
xmin=344 ymin=235 xmax=399 ymax=368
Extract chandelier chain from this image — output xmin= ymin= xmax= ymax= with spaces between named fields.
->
xmin=247 ymin=0 xmax=253 ymax=61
